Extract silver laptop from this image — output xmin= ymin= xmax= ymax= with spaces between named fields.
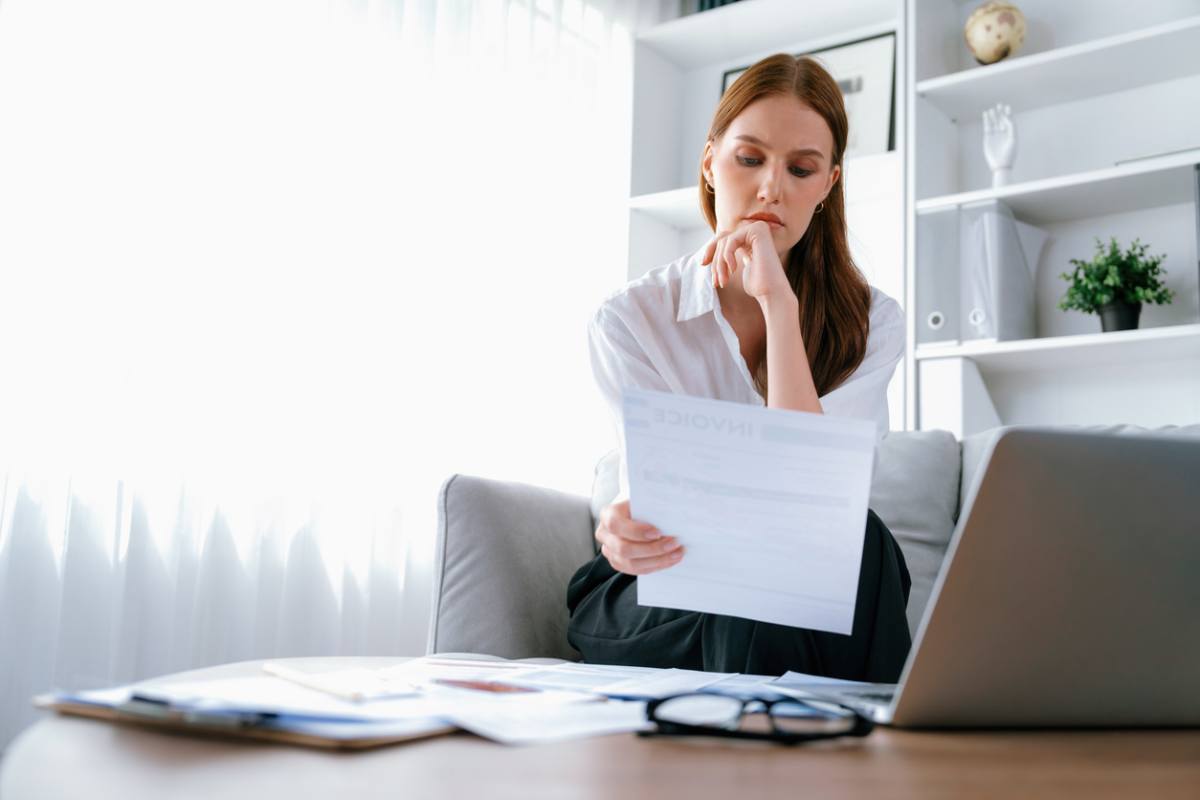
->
xmin=797 ymin=427 xmax=1200 ymax=728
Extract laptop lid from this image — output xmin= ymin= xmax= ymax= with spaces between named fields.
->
xmin=888 ymin=427 xmax=1200 ymax=728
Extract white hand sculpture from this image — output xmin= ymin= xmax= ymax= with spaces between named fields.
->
xmin=982 ymin=103 xmax=1016 ymax=188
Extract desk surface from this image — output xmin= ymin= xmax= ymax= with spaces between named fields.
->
xmin=3 ymin=657 xmax=1200 ymax=800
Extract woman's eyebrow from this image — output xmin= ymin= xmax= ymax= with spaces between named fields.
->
xmin=733 ymin=134 xmax=825 ymax=160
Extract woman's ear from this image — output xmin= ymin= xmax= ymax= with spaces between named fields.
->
xmin=827 ymin=163 xmax=841 ymax=192
xmin=701 ymin=139 xmax=714 ymax=185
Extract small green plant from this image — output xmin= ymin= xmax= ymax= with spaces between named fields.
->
xmin=1058 ymin=237 xmax=1174 ymax=314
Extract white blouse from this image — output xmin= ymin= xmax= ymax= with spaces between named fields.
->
xmin=589 ymin=243 xmax=905 ymax=501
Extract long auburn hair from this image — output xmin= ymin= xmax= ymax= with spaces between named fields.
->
xmin=700 ymin=53 xmax=870 ymax=398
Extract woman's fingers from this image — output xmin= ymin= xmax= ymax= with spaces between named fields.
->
xmin=726 ymin=229 xmax=753 ymax=285
xmin=617 ymin=533 xmax=680 ymax=561
xmin=725 ymin=240 xmax=742 ymax=285
xmin=706 ymin=224 xmax=760 ymax=289
xmin=703 ymin=235 xmax=722 ymax=284
xmin=624 ymin=546 xmax=686 ymax=575
xmin=734 ymin=246 xmax=750 ymax=283
xmin=600 ymin=538 xmax=685 ymax=576
xmin=596 ymin=514 xmax=677 ymax=558
xmin=597 ymin=500 xmax=685 ymax=575
xmin=598 ymin=531 xmax=680 ymax=565
xmin=600 ymin=501 xmax=660 ymax=541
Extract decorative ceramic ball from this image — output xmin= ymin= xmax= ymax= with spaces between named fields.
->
xmin=964 ymin=2 xmax=1026 ymax=65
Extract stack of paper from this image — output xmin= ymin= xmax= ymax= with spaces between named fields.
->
xmin=39 ymin=657 xmax=829 ymax=748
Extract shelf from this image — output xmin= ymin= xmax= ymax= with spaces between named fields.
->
xmin=628 ymin=186 xmax=704 ymax=229
xmin=638 ymin=0 xmax=896 ymax=69
xmin=915 ymin=148 xmax=1200 ymax=224
xmin=914 ymin=323 xmax=1200 ymax=375
xmin=916 ymin=16 xmax=1200 ymax=122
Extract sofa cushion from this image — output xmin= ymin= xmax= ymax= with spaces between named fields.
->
xmin=432 ymin=475 xmax=595 ymax=660
xmin=868 ymin=430 xmax=961 ymax=636
xmin=590 ymin=429 xmax=962 ymax=637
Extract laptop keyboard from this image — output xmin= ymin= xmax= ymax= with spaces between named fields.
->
xmin=855 ymin=691 xmax=896 ymax=702
xmin=835 ymin=690 xmax=896 ymax=704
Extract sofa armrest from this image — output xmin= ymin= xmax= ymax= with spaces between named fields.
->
xmin=428 ymin=474 xmax=596 ymax=661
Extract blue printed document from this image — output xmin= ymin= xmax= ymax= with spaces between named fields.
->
xmin=623 ymin=388 xmax=876 ymax=635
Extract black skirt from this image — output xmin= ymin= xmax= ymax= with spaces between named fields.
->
xmin=566 ymin=508 xmax=912 ymax=682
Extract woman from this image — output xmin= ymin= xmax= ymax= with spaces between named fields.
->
xmin=566 ymin=54 xmax=912 ymax=682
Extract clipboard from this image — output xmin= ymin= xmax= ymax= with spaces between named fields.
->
xmin=35 ymin=693 xmax=458 ymax=751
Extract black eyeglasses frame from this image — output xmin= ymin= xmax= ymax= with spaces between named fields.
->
xmin=638 ymin=692 xmax=875 ymax=745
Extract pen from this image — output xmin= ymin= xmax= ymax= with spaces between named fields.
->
xmin=431 ymin=678 xmax=539 ymax=694
xmin=121 ymin=695 xmax=268 ymax=729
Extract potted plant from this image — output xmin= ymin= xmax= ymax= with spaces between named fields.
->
xmin=1058 ymin=237 xmax=1174 ymax=332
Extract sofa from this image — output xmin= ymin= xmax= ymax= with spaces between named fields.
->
xmin=427 ymin=425 xmax=1197 ymax=662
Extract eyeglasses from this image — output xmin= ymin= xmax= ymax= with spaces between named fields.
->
xmin=639 ymin=691 xmax=874 ymax=745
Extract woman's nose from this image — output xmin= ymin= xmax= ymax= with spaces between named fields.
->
xmin=757 ymin=165 xmax=782 ymax=203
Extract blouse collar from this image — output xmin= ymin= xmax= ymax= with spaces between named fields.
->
xmin=676 ymin=245 xmax=716 ymax=323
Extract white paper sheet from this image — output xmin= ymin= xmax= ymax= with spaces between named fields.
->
xmin=499 ymin=662 xmax=660 ymax=694
xmin=623 ymin=387 xmax=877 ymax=634
xmin=771 ymin=671 xmax=888 ymax=691
xmin=131 ymin=675 xmax=592 ymax=723
xmin=589 ymin=667 xmax=732 ymax=699
xmin=447 ymin=700 xmax=651 ymax=745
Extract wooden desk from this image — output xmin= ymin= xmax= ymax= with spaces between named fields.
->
xmin=3 ymin=658 xmax=1199 ymax=799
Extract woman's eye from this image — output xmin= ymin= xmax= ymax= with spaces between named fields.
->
xmin=735 ymin=155 xmax=812 ymax=178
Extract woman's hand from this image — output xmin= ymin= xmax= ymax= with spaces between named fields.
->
xmin=595 ymin=499 xmax=684 ymax=576
xmin=701 ymin=220 xmax=791 ymax=304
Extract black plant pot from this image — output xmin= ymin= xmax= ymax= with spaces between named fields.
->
xmin=1098 ymin=301 xmax=1142 ymax=332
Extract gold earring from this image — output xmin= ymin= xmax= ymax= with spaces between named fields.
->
xmin=704 ymin=181 xmax=715 ymax=194
xmin=815 ymin=201 xmax=825 ymax=213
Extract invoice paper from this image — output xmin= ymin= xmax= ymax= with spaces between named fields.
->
xmin=623 ymin=387 xmax=876 ymax=635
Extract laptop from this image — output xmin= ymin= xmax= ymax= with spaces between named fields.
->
xmin=792 ymin=427 xmax=1200 ymax=728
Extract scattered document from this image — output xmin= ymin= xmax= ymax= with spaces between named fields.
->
xmin=130 ymin=676 xmax=452 ymax=722
xmin=263 ymin=662 xmax=420 ymax=702
xmin=447 ymin=700 xmax=650 ymax=745
xmin=43 ymin=687 xmax=455 ymax=747
xmin=771 ymin=670 xmax=886 ymax=690
xmin=594 ymin=668 xmax=731 ymax=699
xmin=501 ymin=662 xmax=727 ymax=699
xmin=498 ymin=662 xmax=659 ymax=693
xmin=703 ymin=673 xmax=792 ymax=700
xmin=767 ymin=671 xmax=896 ymax=703
xmin=40 ymin=656 xmax=838 ymax=749
xmin=623 ymin=387 xmax=877 ymax=634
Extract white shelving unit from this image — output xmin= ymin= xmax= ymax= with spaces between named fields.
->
xmin=906 ymin=0 xmax=1200 ymax=436
xmin=916 ymin=323 xmax=1200 ymax=374
xmin=915 ymin=148 xmax=1200 ymax=224
xmin=914 ymin=15 xmax=1200 ymax=121
xmin=628 ymin=0 xmax=908 ymax=428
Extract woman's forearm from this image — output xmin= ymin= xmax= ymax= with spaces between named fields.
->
xmin=762 ymin=294 xmax=823 ymax=414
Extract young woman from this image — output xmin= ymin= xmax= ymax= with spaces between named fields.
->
xmin=566 ymin=54 xmax=912 ymax=682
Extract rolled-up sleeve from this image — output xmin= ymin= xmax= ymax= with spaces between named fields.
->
xmin=588 ymin=306 xmax=671 ymax=503
xmin=818 ymin=296 xmax=905 ymax=441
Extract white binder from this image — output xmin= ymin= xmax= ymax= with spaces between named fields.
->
xmin=959 ymin=200 xmax=1049 ymax=342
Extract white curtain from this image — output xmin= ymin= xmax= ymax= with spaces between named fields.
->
xmin=0 ymin=0 xmax=678 ymax=750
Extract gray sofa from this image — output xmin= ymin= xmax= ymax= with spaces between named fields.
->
xmin=428 ymin=425 xmax=1195 ymax=662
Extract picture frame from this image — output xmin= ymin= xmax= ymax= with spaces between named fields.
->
xmin=720 ymin=32 xmax=896 ymax=159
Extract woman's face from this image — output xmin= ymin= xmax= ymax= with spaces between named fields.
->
xmin=702 ymin=94 xmax=841 ymax=262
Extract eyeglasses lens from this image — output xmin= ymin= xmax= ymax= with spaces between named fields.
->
xmin=770 ymin=699 xmax=857 ymax=734
xmin=654 ymin=694 xmax=743 ymax=729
